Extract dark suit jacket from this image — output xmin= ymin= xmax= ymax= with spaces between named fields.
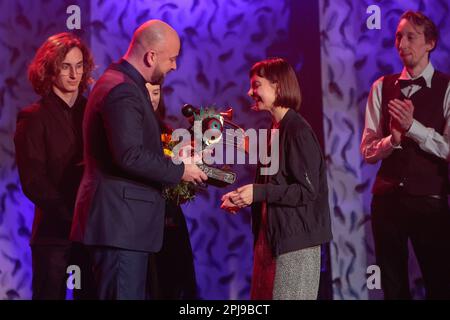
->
xmin=70 ymin=60 xmax=184 ymax=252
xmin=14 ymin=92 xmax=86 ymax=245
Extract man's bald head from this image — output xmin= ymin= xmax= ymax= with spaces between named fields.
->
xmin=127 ymin=20 xmax=179 ymax=56
xmin=124 ymin=20 xmax=180 ymax=83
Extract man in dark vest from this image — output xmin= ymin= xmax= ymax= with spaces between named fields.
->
xmin=361 ymin=11 xmax=450 ymax=299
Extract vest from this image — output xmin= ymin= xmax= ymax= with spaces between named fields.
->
xmin=372 ymin=71 xmax=449 ymax=196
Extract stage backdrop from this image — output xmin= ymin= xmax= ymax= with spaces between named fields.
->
xmin=1 ymin=0 xmax=449 ymax=300
xmin=0 ymin=0 xmax=328 ymax=299
xmin=319 ymin=0 xmax=450 ymax=299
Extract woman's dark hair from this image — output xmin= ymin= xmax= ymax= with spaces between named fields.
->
xmin=250 ymin=57 xmax=302 ymax=111
xmin=153 ymin=86 xmax=173 ymax=134
xmin=154 ymin=88 xmax=166 ymax=120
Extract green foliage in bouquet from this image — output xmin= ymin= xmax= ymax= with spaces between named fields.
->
xmin=161 ymin=132 xmax=198 ymax=205
xmin=162 ymin=181 xmax=197 ymax=206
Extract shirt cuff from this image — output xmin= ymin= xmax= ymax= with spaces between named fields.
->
xmin=405 ymin=120 xmax=427 ymax=144
xmin=382 ymin=135 xmax=401 ymax=151
xmin=253 ymin=184 xmax=267 ymax=203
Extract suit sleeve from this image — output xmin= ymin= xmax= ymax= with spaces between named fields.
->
xmin=253 ymin=128 xmax=322 ymax=207
xmin=101 ymin=83 xmax=184 ymax=185
xmin=14 ymin=109 xmax=71 ymax=219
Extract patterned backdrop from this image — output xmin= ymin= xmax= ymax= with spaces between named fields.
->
xmin=1 ymin=0 xmax=449 ymax=300
xmin=0 ymin=0 xmax=310 ymax=300
xmin=319 ymin=0 xmax=450 ymax=299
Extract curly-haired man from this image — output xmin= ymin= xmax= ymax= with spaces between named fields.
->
xmin=14 ymin=32 xmax=95 ymax=300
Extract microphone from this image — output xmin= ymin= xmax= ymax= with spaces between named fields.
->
xmin=182 ymin=104 xmax=199 ymax=118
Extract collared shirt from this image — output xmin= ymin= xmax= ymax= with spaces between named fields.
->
xmin=49 ymin=90 xmax=84 ymax=131
xmin=14 ymin=89 xmax=87 ymax=244
xmin=360 ymin=62 xmax=450 ymax=163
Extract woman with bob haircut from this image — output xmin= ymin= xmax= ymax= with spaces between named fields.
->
xmin=145 ymin=82 xmax=198 ymax=300
xmin=221 ymin=57 xmax=332 ymax=300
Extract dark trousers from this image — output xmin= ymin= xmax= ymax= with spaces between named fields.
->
xmin=89 ymin=246 xmax=149 ymax=300
xmin=148 ymin=203 xmax=197 ymax=299
xmin=371 ymin=194 xmax=450 ymax=299
xmin=31 ymin=242 xmax=96 ymax=300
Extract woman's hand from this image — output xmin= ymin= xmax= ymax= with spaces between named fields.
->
xmin=220 ymin=192 xmax=240 ymax=214
xmin=229 ymin=184 xmax=253 ymax=208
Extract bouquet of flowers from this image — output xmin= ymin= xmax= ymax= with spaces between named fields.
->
xmin=161 ymin=132 xmax=198 ymax=205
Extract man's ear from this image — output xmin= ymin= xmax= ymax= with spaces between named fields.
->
xmin=144 ymin=50 xmax=156 ymax=67
xmin=426 ymin=39 xmax=436 ymax=52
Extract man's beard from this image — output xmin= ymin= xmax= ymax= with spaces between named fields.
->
xmin=150 ymin=65 xmax=165 ymax=85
